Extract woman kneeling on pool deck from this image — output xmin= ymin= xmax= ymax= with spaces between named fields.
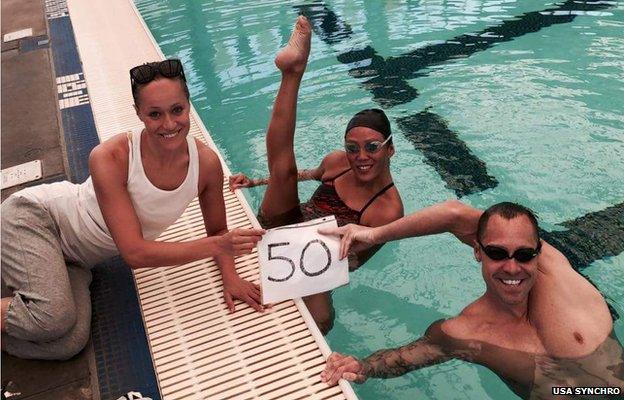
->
xmin=229 ymin=16 xmax=404 ymax=334
xmin=0 ymin=59 xmax=265 ymax=360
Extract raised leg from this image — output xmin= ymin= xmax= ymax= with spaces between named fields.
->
xmin=260 ymin=16 xmax=312 ymax=218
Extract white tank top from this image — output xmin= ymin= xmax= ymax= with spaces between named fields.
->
xmin=18 ymin=130 xmax=200 ymax=266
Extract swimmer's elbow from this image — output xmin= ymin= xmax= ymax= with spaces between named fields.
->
xmin=119 ymin=242 xmax=153 ymax=269
xmin=120 ymin=249 xmax=143 ymax=269
xmin=442 ymin=200 xmax=480 ymax=238
xmin=443 ymin=200 xmax=468 ymax=225
xmin=443 ymin=199 xmax=466 ymax=214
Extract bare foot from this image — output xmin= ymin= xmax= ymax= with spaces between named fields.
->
xmin=275 ymin=16 xmax=311 ymax=75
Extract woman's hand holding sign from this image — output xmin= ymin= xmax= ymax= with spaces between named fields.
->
xmin=217 ymin=227 xmax=266 ymax=257
xmin=318 ymin=224 xmax=379 ymax=260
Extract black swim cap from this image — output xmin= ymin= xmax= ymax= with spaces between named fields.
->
xmin=345 ymin=109 xmax=391 ymax=139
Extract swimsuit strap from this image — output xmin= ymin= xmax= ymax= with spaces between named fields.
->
xmin=322 ymin=167 xmax=352 ymax=183
xmin=359 ymin=182 xmax=395 ymax=215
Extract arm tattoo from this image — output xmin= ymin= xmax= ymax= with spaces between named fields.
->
xmin=360 ymin=336 xmax=449 ymax=379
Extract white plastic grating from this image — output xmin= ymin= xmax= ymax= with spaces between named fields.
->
xmin=66 ymin=0 xmax=357 ymax=398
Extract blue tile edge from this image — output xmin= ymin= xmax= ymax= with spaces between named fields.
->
xmin=90 ymin=259 xmax=161 ymax=400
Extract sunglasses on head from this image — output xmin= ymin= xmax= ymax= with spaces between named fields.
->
xmin=130 ymin=59 xmax=186 ymax=86
xmin=478 ymin=240 xmax=542 ymax=263
xmin=345 ymin=135 xmax=392 ymax=154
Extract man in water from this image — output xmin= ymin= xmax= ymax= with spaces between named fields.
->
xmin=320 ymin=201 xmax=623 ymax=398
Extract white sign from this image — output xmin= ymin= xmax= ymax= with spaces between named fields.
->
xmin=259 ymin=216 xmax=349 ymax=304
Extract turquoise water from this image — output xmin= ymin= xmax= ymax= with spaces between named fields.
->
xmin=135 ymin=1 xmax=624 ymax=398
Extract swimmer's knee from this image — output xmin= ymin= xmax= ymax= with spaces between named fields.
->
xmin=314 ymin=311 xmax=335 ymax=335
xmin=33 ymin=315 xmax=90 ymax=361
xmin=304 ymin=295 xmax=335 ymax=335
xmin=268 ymin=163 xmax=298 ymax=185
xmin=34 ymin=310 xmax=76 ymax=342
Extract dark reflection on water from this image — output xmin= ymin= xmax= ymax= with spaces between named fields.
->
xmin=397 ymin=109 xmax=499 ymax=197
xmin=294 ymin=1 xmax=353 ymax=44
xmin=298 ymin=0 xmax=615 ymax=107
xmin=376 ymin=0 xmax=616 ymax=82
xmin=540 ymin=203 xmax=624 ymax=271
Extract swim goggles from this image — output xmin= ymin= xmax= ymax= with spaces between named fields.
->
xmin=130 ymin=59 xmax=186 ymax=85
xmin=477 ymin=240 xmax=542 ymax=263
xmin=345 ymin=135 xmax=392 ymax=154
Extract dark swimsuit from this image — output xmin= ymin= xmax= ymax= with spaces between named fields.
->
xmin=303 ymin=168 xmax=395 ymax=227
xmin=258 ymin=168 xmax=395 ymax=229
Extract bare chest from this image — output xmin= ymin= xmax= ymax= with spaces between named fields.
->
xmin=473 ymin=323 xmax=547 ymax=355
xmin=529 ymin=285 xmax=612 ymax=358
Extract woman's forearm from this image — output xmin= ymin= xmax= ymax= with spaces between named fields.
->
xmin=249 ymin=168 xmax=319 ymax=187
xmin=122 ymin=236 xmax=223 ymax=269
xmin=249 ymin=177 xmax=269 ymax=187
xmin=297 ymin=168 xmax=320 ymax=181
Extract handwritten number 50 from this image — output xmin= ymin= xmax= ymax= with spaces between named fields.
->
xmin=267 ymin=240 xmax=332 ymax=282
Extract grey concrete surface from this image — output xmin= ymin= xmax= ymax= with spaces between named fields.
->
xmin=1 ymin=1 xmax=97 ymax=399
xmin=1 ymin=48 xmax=67 ymax=200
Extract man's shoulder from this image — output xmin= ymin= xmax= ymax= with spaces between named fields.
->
xmin=533 ymin=241 xmax=611 ymax=324
xmin=441 ymin=300 xmax=490 ymax=340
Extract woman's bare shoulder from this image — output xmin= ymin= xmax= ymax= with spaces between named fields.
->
xmin=194 ymin=139 xmax=224 ymax=192
xmin=89 ymin=132 xmax=131 ymax=168
xmin=322 ymin=150 xmax=348 ymax=167
xmin=194 ymin=139 xmax=220 ymax=162
xmin=360 ymin=186 xmax=404 ymax=227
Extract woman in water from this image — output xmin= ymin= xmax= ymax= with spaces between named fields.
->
xmin=229 ymin=17 xmax=404 ymax=333
xmin=1 ymin=59 xmax=265 ymax=360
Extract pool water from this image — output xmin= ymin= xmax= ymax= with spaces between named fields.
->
xmin=135 ymin=0 xmax=624 ymax=398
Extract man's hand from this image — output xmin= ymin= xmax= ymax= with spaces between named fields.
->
xmin=321 ymin=352 xmax=368 ymax=385
xmin=318 ymin=224 xmax=378 ymax=260
xmin=222 ymin=274 xmax=264 ymax=313
xmin=229 ymin=173 xmax=253 ymax=191
xmin=217 ymin=227 xmax=265 ymax=257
